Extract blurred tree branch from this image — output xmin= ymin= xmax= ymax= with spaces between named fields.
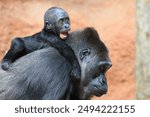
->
xmin=136 ymin=0 xmax=150 ymax=99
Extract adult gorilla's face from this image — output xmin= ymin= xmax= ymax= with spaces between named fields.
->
xmin=66 ymin=27 xmax=112 ymax=99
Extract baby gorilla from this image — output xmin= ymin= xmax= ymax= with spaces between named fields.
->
xmin=1 ymin=7 xmax=81 ymax=81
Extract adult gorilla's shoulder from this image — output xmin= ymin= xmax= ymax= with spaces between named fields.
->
xmin=0 ymin=47 xmax=71 ymax=100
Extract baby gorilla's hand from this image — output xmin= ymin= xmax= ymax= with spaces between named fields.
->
xmin=1 ymin=61 xmax=11 ymax=70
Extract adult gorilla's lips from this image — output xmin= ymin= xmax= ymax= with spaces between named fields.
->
xmin=60 ymin=32 xmax=69 ymax=40
xmin=92 ymin=84 xmax=108 ymax=97
xmin=88 ymin=74 xmax=108 ymax=97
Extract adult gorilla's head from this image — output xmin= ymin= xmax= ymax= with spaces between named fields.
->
xmin=66 ymin=28 xmax=112 ymax=99
xmin=0 ymin=27 xmax=112 ymax=100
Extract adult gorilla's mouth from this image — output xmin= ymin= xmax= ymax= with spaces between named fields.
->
xmin=88 ymin=75 xmax=108 ymax=97
xmin=92 ymin=85 xmax=107 ymax=97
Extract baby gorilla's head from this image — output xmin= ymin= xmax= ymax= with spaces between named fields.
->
xmin=44 ymin=7 xmax=70 ymax=38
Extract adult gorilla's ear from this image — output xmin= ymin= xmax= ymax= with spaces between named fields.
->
xmin=45 ymin=21 xmax=53 ymax=30
xmin=79 ymin=48 xmax=91 ymax=61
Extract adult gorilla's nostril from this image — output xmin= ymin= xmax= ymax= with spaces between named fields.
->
xmin=102 ymin=78 xmax=106 ymax=84
xmin=99 ymin=74 xmax=106 ymax=84
xmin=99 ymin=78 xmax=106 ymax=84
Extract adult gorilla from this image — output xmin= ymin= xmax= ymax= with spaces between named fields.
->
xmin=0 ymin=27 xmax=112 ymax=100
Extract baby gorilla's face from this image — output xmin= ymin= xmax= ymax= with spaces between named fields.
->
xmin=44 ymin=7 xmax=71 ymax=39
xmin=56 ymin=15 xmax=70 ymax=39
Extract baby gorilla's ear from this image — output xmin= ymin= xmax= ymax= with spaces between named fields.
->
xmin=45 ymin=21 xmax=53 ymax=30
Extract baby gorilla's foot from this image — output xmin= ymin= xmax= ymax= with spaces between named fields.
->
xmin=1 ymin=61 xmax=11 ymax=70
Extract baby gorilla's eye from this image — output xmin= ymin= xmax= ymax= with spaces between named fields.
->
xmin=58 ymin=19 xmax=63 ymax=24
xmin=65 ymin=18 xmax=69 ymax=23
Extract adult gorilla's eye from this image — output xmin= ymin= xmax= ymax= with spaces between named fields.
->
xmin=100 ymin=66 xmax=104 ymax=71
xmin=100 ymin=66 xmax=106 ymax=73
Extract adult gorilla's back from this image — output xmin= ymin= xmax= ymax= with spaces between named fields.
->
xmin=0 ymin=27 xmax=111 ymax=100
xmin=0 ymin=47 xmax=71 ymax=99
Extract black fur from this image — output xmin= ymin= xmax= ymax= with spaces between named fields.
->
xmin=0 ymin=27 xmax=112 ymax=100
xmin=1 ymin=7 xmax=81 ymax=81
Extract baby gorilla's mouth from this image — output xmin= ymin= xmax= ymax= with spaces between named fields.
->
xmin=60 ymin=32 xmax=69 ymax=40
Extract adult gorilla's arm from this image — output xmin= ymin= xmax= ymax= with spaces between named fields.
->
xmin=0 ymin=47 xmax=72 ymax=100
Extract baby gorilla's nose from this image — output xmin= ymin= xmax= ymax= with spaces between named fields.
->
xmin=64 ymin=24 xmax=70 ymax=29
